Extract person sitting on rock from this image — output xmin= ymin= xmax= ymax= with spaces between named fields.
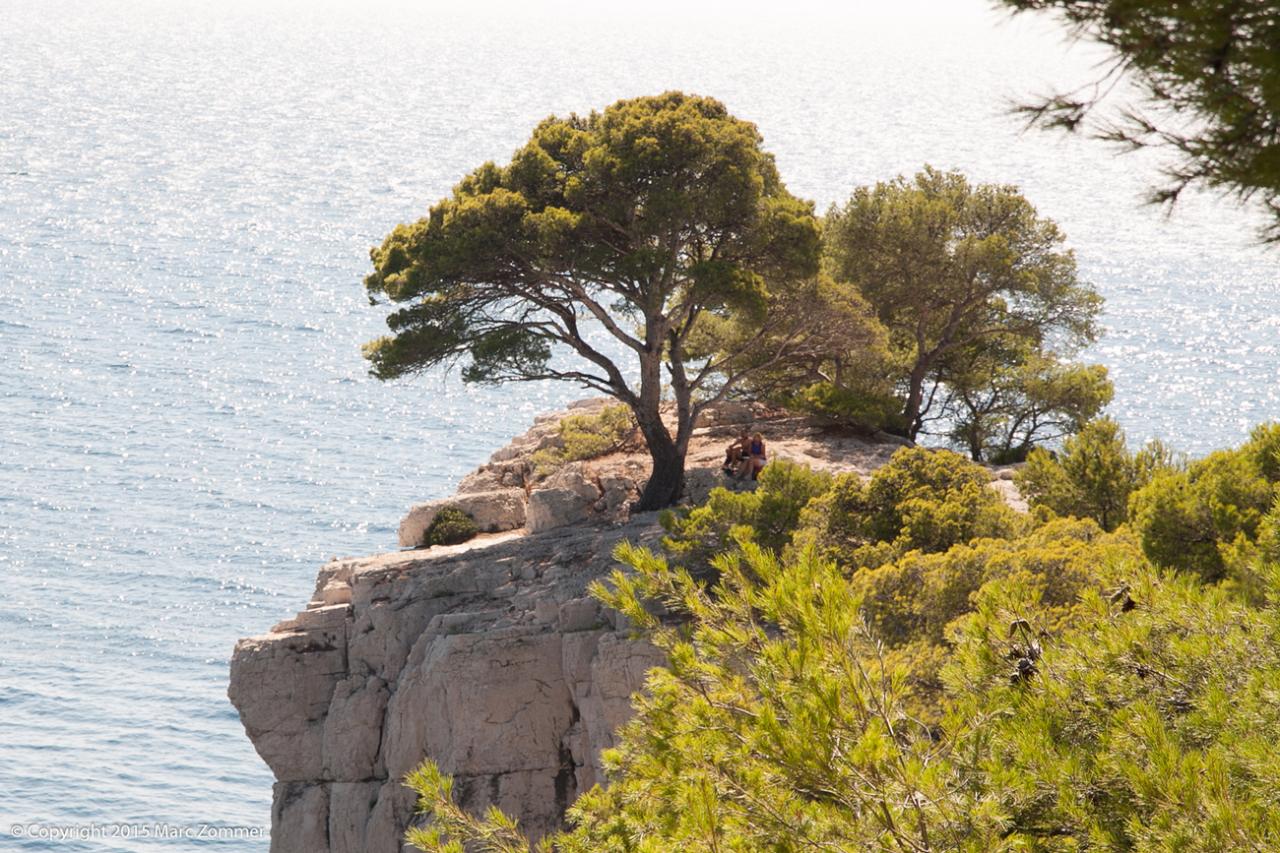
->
xmin=723 ymin=430 xmax=751 ymax=477
xmin=738 ymin=431 xmax=767 ymax=481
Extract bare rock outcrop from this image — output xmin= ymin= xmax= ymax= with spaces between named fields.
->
xmin=398 ymin=398 xmax=915 ymax=548
xmin=230 ymin=517 xmax=666 ymax=852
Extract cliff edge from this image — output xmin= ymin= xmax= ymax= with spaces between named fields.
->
xmin=228 ymin=401 xmax=1020 ymax=852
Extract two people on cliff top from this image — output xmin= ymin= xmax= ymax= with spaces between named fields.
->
xmin=722 ymin=429 xmax=767 ymax=481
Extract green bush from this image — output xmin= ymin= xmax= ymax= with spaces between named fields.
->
xmin=795 ymin=446 xmax=1018 ymax=567
xmin=531 ymin=404 xmax=636 ymax=478
xmin=945 ymin=566 xmax=1280 ymax=851
xmin=849 ymin=516 xmax=1137 ymax=714
xmin=664 ymin=447 xmax=1018 ymax=581
xmin=1129 ymin=423 xmax=1280 ymax=581
xmin=409 ymin=539 xmax=1280 ymax=853
xmin=1015 ymin=417 xmax=1176 ymax=531
xmin=1222 ymin=500 xmax=1280 ymax=603
xmin=856 ymin=515 xmax=1133 ymax=649
xmin=422 ymin=505 xmax=478 ymax=547
xmin=784 ymin=381 xmax=908 ymax=434
xmin=401 ymin=425 xmax=1280 ymax=853
xmin=661 ymin=459 xmax=832 ymax=575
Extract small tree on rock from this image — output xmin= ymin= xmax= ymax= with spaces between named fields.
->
xmin=363 ymin=92 xmax=823 ymax=509
xmin=943 ymin=344 xmax=1113 ymax=462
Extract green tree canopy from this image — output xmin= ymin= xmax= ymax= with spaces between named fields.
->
xmin=687 ymin=273 xmax=895 ymax=431
xmin=1016 ymin=416 xmax=1176 ymax=532
xmin=794 ymin=447 xmax=1020 ymax=569
xmin=659 ymin=458 xmax=833 ymax=577
xmin=1129 ymin=422 xmax=1280 ymax=581
xmin=823 ymin=167 xmax=1103 ymax=442
xmin=942 ymin=345 xmax=1112 ymax=462
xmin=363 ymin=92 xmax=824 ymax=509
xmin=1002 ymin=0 xmax=1280 ymax=242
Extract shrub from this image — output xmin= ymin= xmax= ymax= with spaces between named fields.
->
xmin=422 ymin=505 xmax=478 ymax=547
xmin=399 ymin=424 xmax=1280 ymax=853
xmin=795 ymin=446 xmax=1018 ymax=567
xmin=409 ymin=534 xmax=1280 ymax=853
xmin=1221 ymin=500 xmax=1280 ymax=603
xmin=663 ymin=444 xmax=1021 ymax=583
xmin=661 ymin=459 xmax=832 ymax=575
xmin=1129 ymin=423 xmax=1280 ymax=581
xmin=573 ymin=543 xmax=1008 ymax=851
xmin=1015 ymin=417 xmax=1177 ymax=531
xmin=852 ymin=516 xmax=1138 ymax=712
xmin=530 ymin=404 xmax=636 ymax=478
xmin=856 ymin=516 xmax=1127 ymax=648
xmin=784 ymin=381 xmax=908 ymax=434
xmin=945 ymin=566 xmax=1280 ymax=851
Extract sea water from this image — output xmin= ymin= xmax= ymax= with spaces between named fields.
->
xmin=2 ymin=1 xmax=1276 ymax=849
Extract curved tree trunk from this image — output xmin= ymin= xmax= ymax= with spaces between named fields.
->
xmin=628 ymin=382 xmax=695 ymax=511
xmin=629 ymin=325 xmax=695 ymax=511
xmin=633 ymin=401 xmax=695 ymax=510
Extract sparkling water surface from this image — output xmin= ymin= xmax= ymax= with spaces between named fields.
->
xmin=2 ymin=1 xmax=1277 ymax=849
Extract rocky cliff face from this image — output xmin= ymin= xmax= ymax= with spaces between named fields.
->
xmin=229 ymin=517 xmax=666 ymax=852
xmin=228 ymin=401 xmax=1019 ymax=852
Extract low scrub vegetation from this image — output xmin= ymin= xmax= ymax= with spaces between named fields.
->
xmin=406 ymin=423 xmax=1280 ymax=851
xmin=531 ymin=405 xmax=637 ymax=479
xmin=421 ymin=505 xmax=478 ymax=547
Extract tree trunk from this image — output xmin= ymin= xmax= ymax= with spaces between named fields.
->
xmin=629 ymin=336 xmax=690 ymax=511
xmin=901 ymin=361 xmax=930 ymax=440
xmin=635 ymin=428 xmax=686 ymax=510
xmin=630 ymin=395 xmax=691 ymax=510
xmin=635 ymin=400 xmax=698 ymax=510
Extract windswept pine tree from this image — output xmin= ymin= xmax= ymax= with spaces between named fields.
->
xmin=363 ymin=92 xmax=877 ymax=509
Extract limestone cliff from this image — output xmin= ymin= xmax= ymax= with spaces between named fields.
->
xmin=228 ymin=401 xmax=1021 ymax=852
xmin=229 ymin=516 xmax=666 ymax=852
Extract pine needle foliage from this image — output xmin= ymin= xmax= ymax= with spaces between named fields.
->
xmin=404 ymin=430 xmax=1280 ymax=853
xmin=1129 ymin=422 xmax=1280 ymax=581
xmin=1015 ymin=417 xmax=1179 ymax=532
xmin=406 ymin=547 xmax=1280 ymax=852
xmin=1001 ymin=0 xmax=1280 ymax=243
xmin=793 ymin=447 xmax=1020 ymax=568
xmin=659 ymin=458 xmax=833 ymax=576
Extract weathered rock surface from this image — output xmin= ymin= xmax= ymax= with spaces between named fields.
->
xmin=397 ymin=398 xmax=924 ymax=546
xmin=230 ymin=517 xmax=666 ymax=853
xmin=526 ymin=463 xmax=604 ymax=533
